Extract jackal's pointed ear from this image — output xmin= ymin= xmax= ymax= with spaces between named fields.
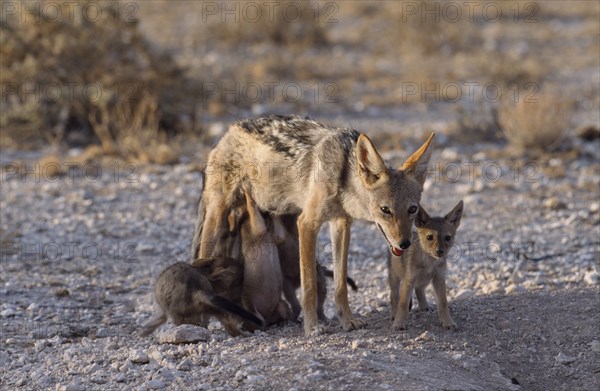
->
xmin=401 ymin=133 xmax=435 ymax=188
xmin=356 ymin=134 xmax=388 ymax=188
xmin=445 ymin=200 xmax=464 ymax=229
xmin=415 ymin=205 xmax=431 ymax=228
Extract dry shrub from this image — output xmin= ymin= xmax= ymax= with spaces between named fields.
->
xmin=449 ymin=102 xmax=502 ymax=144
xmin=483 ymin=53 xmax=546 ymax=89
xmin=384 ymin=0 xmax=482 ymax=56
xmin=498 ymin=90 xmax=574 ymax=152
xmin=1 ymin=0 xmax=197 ymax=158
xmin=199 ymin=0 xmax=329 ymax=48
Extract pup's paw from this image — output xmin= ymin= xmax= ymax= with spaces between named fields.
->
xmin=416 ymin=306 xmax=430 ymax=312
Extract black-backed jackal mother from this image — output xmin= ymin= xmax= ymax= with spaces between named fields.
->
xmin=192 ymin=115 xmax=434 ymax=336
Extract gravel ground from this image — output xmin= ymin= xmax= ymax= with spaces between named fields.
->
xmin=1 ymin=128 xmax=599 ymax=390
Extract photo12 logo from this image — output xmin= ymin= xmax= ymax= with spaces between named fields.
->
xmin=200 ymin=1 xmax=339 ymax=23
xmin=1 ymin=1 xmax=139 ymax=24
xmin=1 ymin=241 xmax=139 ymax=263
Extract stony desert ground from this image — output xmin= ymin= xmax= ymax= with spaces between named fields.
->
xmin=1 ymin=118 xmax=599 ymax=390
xmin=1 ymin=1 xmax=599 ymax=390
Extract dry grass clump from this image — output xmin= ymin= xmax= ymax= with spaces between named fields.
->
xmin=498 ymin=90 xmax=574 ymax=152
xmin=383 ymin=0 xmax=482 ymax=57
xmin=197 ymin=0 xmax=329 ymax=48
xmin=1 ymin=0 xmax=197 ymax=159
xmin=449 ymin=103 xmax=502 ymax=144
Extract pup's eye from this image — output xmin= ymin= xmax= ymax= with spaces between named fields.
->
xmin=380 ymin=206 xmax=392 ymax=215
xmin=408 ymin=205 xmax=418 ymax=214
xmin=445 ymin=235 xmax=452 ymax=242
xmin=426 ymin=235 xmax=433 ymax=241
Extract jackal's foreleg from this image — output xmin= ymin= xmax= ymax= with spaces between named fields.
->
xmin=298 ymin=211 xmax=323 ymax=337
xmin=329 ymin=217 xmax=364 ymax=331
xmin=198 ymin=193 xmax=228 ymax=259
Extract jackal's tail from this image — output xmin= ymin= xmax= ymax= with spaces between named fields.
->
xmin=209 ymin=295 xmax=264 ymax=327
xmin=322 ymin=268 xmax=358 ymax=291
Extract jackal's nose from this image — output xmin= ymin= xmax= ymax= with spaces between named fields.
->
xmin=399 ymin=240 xmax=411 ymax=250
xmin=436 ymin=249 xmax=444 ymax=256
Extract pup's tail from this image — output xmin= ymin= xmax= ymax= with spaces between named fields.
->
xmin=322 ymin=268 xmax=358 ymax=291
xmin=140 ymin=304 xmax=168 ymax=337
xmin=209 ymin=295 xmax=264 ymax=327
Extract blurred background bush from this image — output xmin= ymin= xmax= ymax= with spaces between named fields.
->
xmin=1 ymin=0 xmax=598 ymax=161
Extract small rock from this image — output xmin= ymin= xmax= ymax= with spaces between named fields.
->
xmin=555 ymin=352 xmax=576 ymax=364
xmin=155 ymin=367 xmax=174 ymax=382
xmin=130 ymin=350 xmax=150 ymax=364
xmin=416 ymin=331 xmax=433 ymax=341
xmin=146 ymin=379 xmax=166 ymax=390
xmin=351 ymin=340 xmax=367 ymax=350
xmin=148 ymin=349 xmax=162 ymax=363
xmin=306 ymin=370 xmax=325 ymax=381
xmin=544 ymin=197 xmax=567 ymax=210
xmin=158 ymin=324 xmax=210 ymax=344
xmin=95 ymin=328 xmax=112 ymax=338
xmin=246 ymin=374 xmax=264 ymax=383
xmin=589 ymin=340 xmax=600 ymax=353
xmin=53 ymin=288 xmax=70 ymax=297
xmin=234 ymin=370 xmax=247 ymax=381
xmin=176 ymin=358 xmax=193 ymax=372
xmin=0 ymin=308 xmax=17 ymax=317
xmin=56 ymin=382 xmax=84 ymax=391
xmin=506 ymin=284 xmax=527 ymax=294
xmin=583 ymin=269 xmax=598 ymax=286
xmin=454 ymin=289 xmax=475 ymax=300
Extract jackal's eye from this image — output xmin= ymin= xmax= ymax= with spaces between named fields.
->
xmin=380 ymin=206 xmax=392 ymax=215
xmin=445 ymin=235 xmax=452 ymax=242
xmin=426 ymin=235 xmax=434 ymax=241
xmin=408 ymin=205 xmax=418 ymax=214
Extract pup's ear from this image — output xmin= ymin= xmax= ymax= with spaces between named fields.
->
xmin=401 ymin=133 xmax=434 ymax=188
xmin=445 ymin=200 xmax=464 ymax=229
xmin=415 ymin=205 xmax=431 ymax=228
xmin=356 ymin=134 xmax=388 ymax=188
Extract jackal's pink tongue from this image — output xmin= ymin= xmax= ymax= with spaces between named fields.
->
xmin=391 ymin=247 xmax=403 ymax=256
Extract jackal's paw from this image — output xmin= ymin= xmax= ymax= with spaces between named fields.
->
xmin=416 ymin=306 xmax=430 ymax=312
xmin=304 ymin=324 xmax=326 ymax=337
xmin=440 ymin=321 xmax=458 ymax=331
xmin=340 ymin=317 xmax=365 ymax=331
xmin=391 ymin=320 xmax=407 ymax=331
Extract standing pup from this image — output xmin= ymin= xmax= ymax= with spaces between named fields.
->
xmin=140 ymin=261 xmax=262 ymax=337
xmin=194 ymin=115 xmax=434 ymax=336
xmin=239 ymin=184 xmax=291 ymax=327
xmin=388 ymin=201 xmax=463 ymax=331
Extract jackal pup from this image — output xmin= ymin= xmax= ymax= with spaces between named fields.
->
xmin=388 ymin=201 xmax=463 ymax=331
xmin=238 ymin=184 xmax=291 ymax=327
xmin=140 ymin=260 xmax=263 ymax=337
